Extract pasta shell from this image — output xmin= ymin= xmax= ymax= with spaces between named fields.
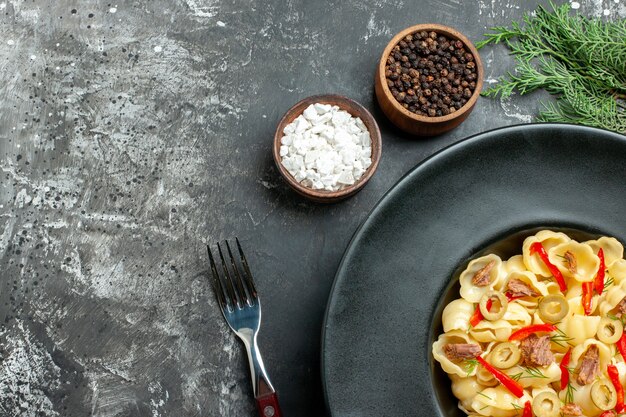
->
xmin=459 ymin=254 xmax=504 ymax=303
xmin=585 ymin=236 xmax=624 ymax=267
xmin=548 ymin=241 xmax=599 ymax=282
xmin=599 ymin=279 xmax=626 ymax=317
xmin=451 ymin=374 xmax=485 ymax=402
xmin=569 ymin=339 xmax=612 ymax=375
xmin=563 ymin=314 xmax=602 ymax=346
xmin=470 ymin=386 xmax=532 ymax=417
xmin=497 ymin=270 xmax=549 ymax=311
xmin=503 ymin=255 xmax=526 ymax=275
xmin=469 ymin=319 xmax=513 ymax=343
xmin=442 ymin=298 xmax=475 ymax=333
xmin=522 ymin=230 xmax=571 ymax=277
xmin=608 ymin=259 xmax=626 ymax=285
xmin=502 ymin=302 xmax=532 ymax=328
xmin=432 ymin=330 xmax=481 ymax=377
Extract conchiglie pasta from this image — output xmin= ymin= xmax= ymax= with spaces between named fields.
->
xmin=469 ymin=319 xmax=512 ymax=343
xmin=548 ymin=241 xmax=599 ymax=282
xmin=564 ymin=314 xmax=601 ymax=346
xmin=503 ymin=255 xmax=526 ymax=275
xmin=608 ymin=259 xmax=626 ymax=285
xmin=451 ymin=374 xmax=485 ymax=404
xmin=459 ymin=254 xmax=504 ymax=303
xmin=585 ymin=236 xmax=624 ymax=267
xmin=432 ymin=330 xmax=480 ymax=377
xmin=598 ymin=279 xmax=626 ymax=317
xmin=470 ymin=386 xmax=532 ymax=417
xmin=569 ymin=339 xmax=612 ymax=374
xmin=442 ymin=298 xmax=475 ymax=333
xmin=501 ymin=303 xmax=532 ymax=329
xmin=522 ymin=230 xmax=571 ymax=277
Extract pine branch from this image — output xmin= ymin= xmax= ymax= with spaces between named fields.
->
xmin=479 ymin=1 xmax=626 ymax=134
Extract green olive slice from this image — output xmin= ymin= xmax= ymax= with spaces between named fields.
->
xmin=479 ymin=291 xmax=508 ymax=321
xmin=597 ymin=317 xmax=624 ymax=344
xmin=488 ymin=342 xmax=521 ymax=369
xmin=591 ymin=378 xmax=617 ymax=411
xmin=538 ymin=294 xmax=569 ymax=323
xmin=531 ymin=391 xmax=561 ymax=417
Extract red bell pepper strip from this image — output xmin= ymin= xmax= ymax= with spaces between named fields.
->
xmin=618 ymin=333 xmax=626 ymax=362
xmin=476 ymin=356 xmax=524 ymax=398
xmin=522 ymin=400 xmax=532 ymax=417
xmin=599 ymin=411 xmax=617 ymax=417
xmin=608 ymin=364 xmax=625 ymax=413
xmin=505 ymin=292 xmax=522 ymax=303
xmin=469 ymin=299 xmax=492 ymax=327
xmin=560 ymin=348 xmax=572 ymax=390
xmin=582 ymin=281 xmax=593 ymax=315
xmin=530 ymin=242 xmax=567 ymax=292
xmin=594 ymin=248 xmax=606 ymax=294
xmin=509 ymin=323 xmax=557 ymax=341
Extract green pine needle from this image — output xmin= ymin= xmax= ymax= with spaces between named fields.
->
xmin=478 ymin=2 xmax=626 ymax=134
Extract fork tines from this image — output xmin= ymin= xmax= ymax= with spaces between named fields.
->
xmin=207 ymin=238 xmax=258 ymax=311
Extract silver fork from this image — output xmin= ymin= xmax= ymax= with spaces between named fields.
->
xmin=208 ymin=238 xmax=283 ymax=417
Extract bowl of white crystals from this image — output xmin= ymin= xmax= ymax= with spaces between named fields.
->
xmin=273 ymin=94 xmax=382 ymax=203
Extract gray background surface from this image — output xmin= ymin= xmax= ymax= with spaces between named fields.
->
xmin=0 ymin=0 xmax=623 ymax=416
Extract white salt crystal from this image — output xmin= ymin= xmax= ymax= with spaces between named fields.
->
xmin=347 ymin=123 xmax=361 ymax=135
xmin=320 ymin=126 xmax=334 ymax=140
xmin=337 ymin=170 xmax=355 ymax=185
xmin=358 ymin=132 xmax=370 ymax=146
xmin=303 ymin=105 xmax=319 ymax=121
xmin=314 ymin=103 xmax=332 ymax=114
xmin=294 ymin=115 xmax=310 ymax=133
xmin=294 ymin=171 xmax=306 ymax=182
xmin=311 ymin=124 xmax=326 ymax=134
xmin=280 ymin=145 xmax=289 ymax=157
xmin=340 ymin=149 xmax=356 ymax=164
xmin=312 ymin=112 xmax=332 ymax=125
xmin=305 ymin=150 xmax=321 ymax=164
xmin=355 ymin=117 xmax=367 ymax=132
xmin=331 ymin=111 xmax=350 ymax=127
xmin=281 ymin=135 xmax=293 ymax=146
xmin=334 ymin=128 xmax=352 ymax=147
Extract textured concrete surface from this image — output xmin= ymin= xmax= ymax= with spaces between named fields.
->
xmin=0 ymin=0 xmax=623 ymax=416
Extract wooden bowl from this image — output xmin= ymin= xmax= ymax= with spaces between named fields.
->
xmin=273 ymin=94 xmax=382 ymax=203
xmin=374 ymin=24 xmax=484 ymax=136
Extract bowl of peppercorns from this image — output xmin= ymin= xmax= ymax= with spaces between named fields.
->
xmin=375 ymin=24 xmax=483 ymax=136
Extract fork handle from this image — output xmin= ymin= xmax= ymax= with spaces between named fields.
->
xmin=256 ymin=392 xmax=282 ymax=417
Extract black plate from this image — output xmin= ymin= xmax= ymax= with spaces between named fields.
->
xmin=321 ymin=124 xmax=626 ymax=417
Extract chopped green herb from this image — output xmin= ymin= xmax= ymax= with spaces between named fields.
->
xmin=565 ymin=381 xmax=577 ymax=404
xmin=476 ymin=390 xmax=493 ymax=401
xmin=464 ymin=359 xmax=479 ymax=377
xmin=604 ymin=275 xmax=615 ymax=293
xmin=551 ymin=327 xmax=574 ymax=348
xmin=510 ymin=366 xmax=548 ymax=381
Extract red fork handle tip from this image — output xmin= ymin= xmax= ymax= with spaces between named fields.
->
xmin=256 ymin=392 xmax=282 ymax=417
